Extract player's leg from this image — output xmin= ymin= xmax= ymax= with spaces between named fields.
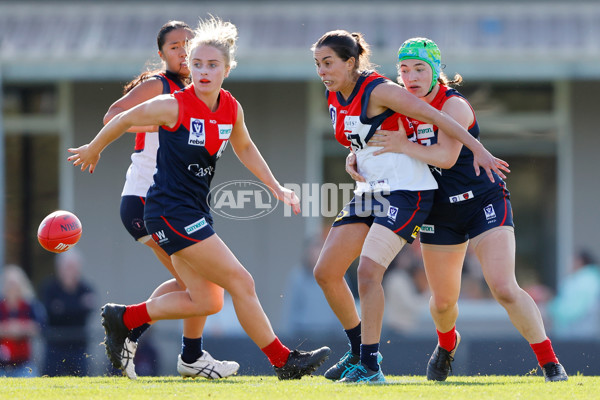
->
xmin=313 ymin=223 xmax=369 ymax=380
xmin=339 ymin=223 xmax=404 ymax=383
xmin=421 ymin=242 xmax=466 ymax=381
xmin=473 ymin=226 xmax=567 ymax=381
xmin=173 ymin=234 xmax=330 ymax=379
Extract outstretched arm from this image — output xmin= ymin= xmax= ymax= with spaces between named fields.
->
xmin=103 ymin=78 xmax=165 ymax=133
xmin=371 ymin=82 xmax=509 ymax=182
xmin=229 ymin=102 xmax=300 ymax=214
xmin=68 ymin=94 xmax=177 ymax=173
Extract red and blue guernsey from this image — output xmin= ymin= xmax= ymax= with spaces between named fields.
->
xmin=122 ymin=71 xmax=186 ymax=197
xmin=404 ymin=84 xmax=508 ymax=204
xmin=145 ymin=85 xmax=237 ymax=220
xmin=327 ymin=71 xmax=437 ymax=194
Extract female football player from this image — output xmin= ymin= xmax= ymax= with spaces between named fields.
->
xmin=347 ymin=37 xmax=567 ymax=382
xmin=312 ymin=30 xmax=508 ymax=382
xmin=69 ymin=16 xmax=330 ymax=380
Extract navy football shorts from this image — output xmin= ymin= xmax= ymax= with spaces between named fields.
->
xmin=419 ymin=188 xmax=514 ymax=245
xmin=144 ymin=212 xmax=216 ymax=256
xmin=332 ymin=189 xmax=435 ymax=243
xmin=120 ymin=195 xmax=149 ymax=241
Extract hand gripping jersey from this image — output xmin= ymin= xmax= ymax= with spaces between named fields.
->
xmin=404 ymin=85 xmax=507 ymax=204
xmin=121 ymin=71 xmax=186 ymax=197
xmin=327 ymin=71 xmax=437 ymax=194
xmin=145 ymin=86 xmax=237 ymax=218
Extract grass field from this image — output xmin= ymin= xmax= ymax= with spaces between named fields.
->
xmin=1 ymin=374 xmax=598 ymax=400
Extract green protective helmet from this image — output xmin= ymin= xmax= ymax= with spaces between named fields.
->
xmin=398 ymin=37 xmax=441 ymax=93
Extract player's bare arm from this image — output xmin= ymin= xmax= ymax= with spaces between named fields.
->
xmin=68 ymin=94 xmax=177 ymax=173
xmin=229 ymin=102 xmax=300 ymax=214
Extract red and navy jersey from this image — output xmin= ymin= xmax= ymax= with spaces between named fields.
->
xmin=145 ymin=86 xmax=237 ymax=217
xmin=327 ymin=71 xmax=401 ymax=150
xmin=327 ymin=71 xmax=437 ymax=193
xmin=0 ymin=300 xmax=37 ymax=364
xmin=133 ymin=71 xmax=186 ymax=153
xmin=404 ymin=85 xmax=508 ymax=204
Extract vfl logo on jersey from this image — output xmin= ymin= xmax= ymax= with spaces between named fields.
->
xmin=411 ymin=225 xmax=421 ymax=239
xmin=189 ymin=118 xmax=205 ymax=146
xmin=484 ymin=204 xmax=497 ymax=221
xmin=152 ymin=230 xmax=169 ymax=245
xmin=185 ymin=217 xmax=208 ymax=234
xmin=218 ymin=124 xmax=232 ymax=140
xmin=329 ymin=105 xmax=337 ymax=127
xmin=387 ymin=205 xmax=399 ymax=222
xmin=449 ymin=191 xmax=474 ymax=203
xmin=420 ymin=224 xmax=435 ymax=234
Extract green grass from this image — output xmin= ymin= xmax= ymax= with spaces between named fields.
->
xmin=1 ymin=375 xmax=598 ymax=400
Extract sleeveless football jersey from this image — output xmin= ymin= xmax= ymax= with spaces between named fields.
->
xmin=327 ymin=71 xmax=437 ymax=194
xmin=404 ymin=85 xmax=507 ymax=204
xmin=121 ymin=71 xmax=186 ymax=197
xmin=145 ymin=86 xmax=237 ymax=218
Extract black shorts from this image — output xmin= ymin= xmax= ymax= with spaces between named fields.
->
xmin=419 ymin=189 xmax=514 ymax=245
xmin=145 ymin=212 xmax=216 ymax=256
xmin=332 ymin=189 xmax=435 ymax=243
xmin=120 ymin=195 xmax=149 ymax=241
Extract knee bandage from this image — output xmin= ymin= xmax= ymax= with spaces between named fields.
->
xmin=360 ymin=223 xmax=407 ymax=268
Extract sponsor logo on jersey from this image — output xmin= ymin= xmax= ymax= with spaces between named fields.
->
xmin=335 ymin=208 xmax=349 ymax=222
xmin=218 ymin=124 xmax=232 ymax=140
xmin=344 ymin=115 xmax=360 ymax=131
xmin=132 ymin=218 xmax=145 ymax=231
xmin=484 ymin=204 xmax=497 ymax=220
xmin=449 ymin=190 xmax=475 ymax=203
xmin=152 ymin=230 xmax=169 ymax=245
xmin=188 ymin=164 xmax=214 ymax=177
xmin=411 ymin=225 xmax=421 ymax=239
xmin=329 ymin=105 xmax=337 ymax=127
xmin=185 ymin=218 xmax=208 ymax=234
xmin=420 ymin=224 xmax=435 ymax=233
xmin=189 ymin=118 xmax=205 ymax=146
xmin=387 ymin=205 xmax=399 ymax=222
xmin=417 ymin=124 xmax=435 ymax=140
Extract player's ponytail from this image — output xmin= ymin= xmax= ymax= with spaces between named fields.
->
xmin=312 ymin=30 xmax=376 ymax=73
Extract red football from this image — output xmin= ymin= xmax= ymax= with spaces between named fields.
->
xmin=37 ymin=210 xmax=82 ymax=253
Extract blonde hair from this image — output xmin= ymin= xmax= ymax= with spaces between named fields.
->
xmin=188 ymin=16 xmax=238 ymax=70
xmin=2 ymin=264 xmax=36 ymax=301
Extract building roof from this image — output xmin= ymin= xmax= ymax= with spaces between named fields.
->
xmin=1 ymin=1 xmax=599 ymax=81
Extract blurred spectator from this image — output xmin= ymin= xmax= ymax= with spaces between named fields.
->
xmin=0 ymin=265 xmax=45 ymax=377
xmin=41 ymin=249 xmax=96 ymax=376
xmin=280 ymin=235 xmax=339 ymax=336
xmin=547 ymin=250 xmax=600 ymax=339
xmin=383 ymin=238 xmax=430 ymax=334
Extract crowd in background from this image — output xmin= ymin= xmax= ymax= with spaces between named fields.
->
xmin=1 ymin=242 xmax=599 ymax=377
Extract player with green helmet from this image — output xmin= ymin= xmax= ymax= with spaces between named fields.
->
xmin=350 ymin=37 xmax=569 ymax=383
xmin=397 ymin=37 xmax=442 ymax=94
